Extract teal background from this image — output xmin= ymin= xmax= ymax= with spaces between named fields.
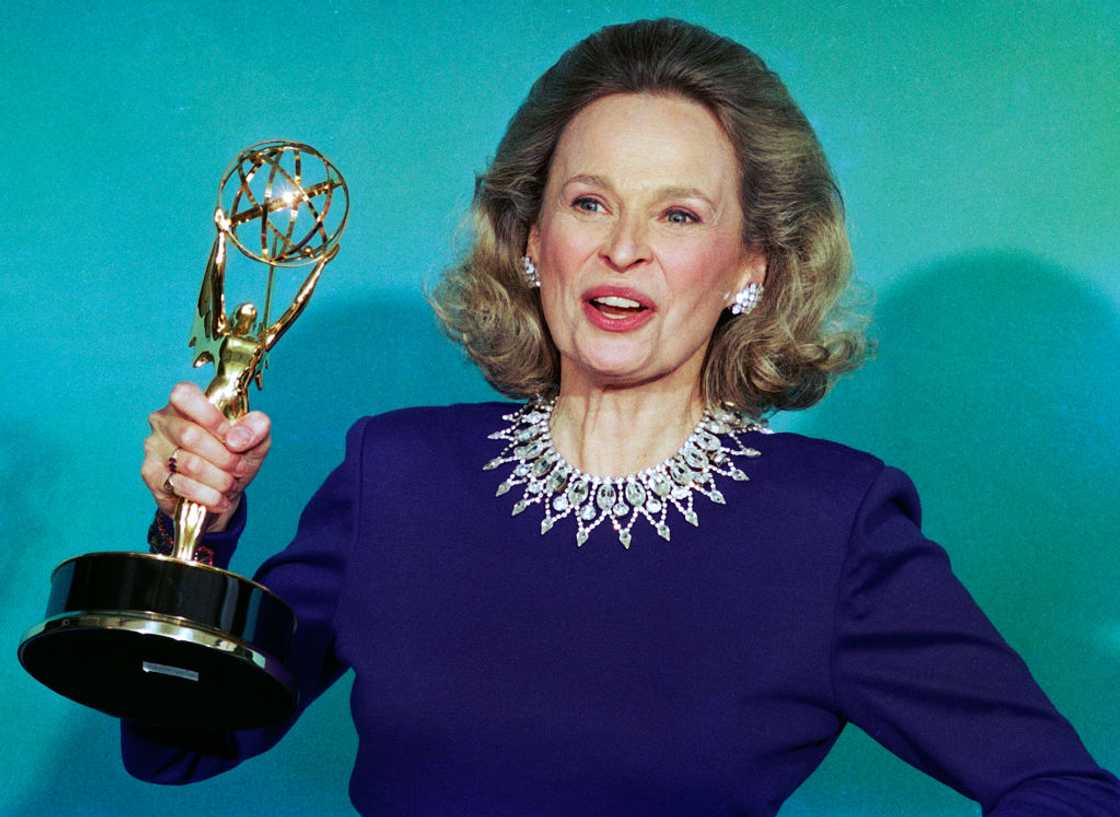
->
xmin=2 ymin=1 xmax=1117 ymax=815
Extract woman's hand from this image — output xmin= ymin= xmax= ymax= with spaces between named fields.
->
xmin=141 ymin=382 xmax=272 ymax=532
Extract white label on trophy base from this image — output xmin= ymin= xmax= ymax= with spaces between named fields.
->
xmin=142 ymin=660 xmax=200 ymax=682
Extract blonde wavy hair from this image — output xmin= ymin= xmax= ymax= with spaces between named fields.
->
xmin=431 ymin=18 xmax=868 ymax=416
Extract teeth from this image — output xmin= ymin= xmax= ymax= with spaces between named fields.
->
xmin=593 ymin=295 xmax=642 ymax=309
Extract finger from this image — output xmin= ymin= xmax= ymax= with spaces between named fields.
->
xmin=162 ymin=414 xmax=242 ymax=472
xmin=164 ymin=472 xmax=232 ymax=514
xmin=170 ymin=448 xmax=240 ymax=497
xmin=168 ymin=382 xmax=231 ymax=440
xmin=235 ymin=432 xmax=272 ymax=483
xmin=225 ymin=411 xmax=271 ymax=453
xmin=141 ymin=454 xmax=181 ymax=516
xmin=225 ymin=412 xmax=271 ymax=482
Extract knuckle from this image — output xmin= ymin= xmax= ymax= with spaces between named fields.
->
xmin=220 ymin=447 xmax=241 ymax=469
xmin=176 ymin=451 xmax=194 ymax=475
xmin=230 ymin=457 xmax=249 ymax=479
xmin=204 ymin=485 xmax=226 ymax=509
xmin=179 ymin=425 xmax=201 ymax=448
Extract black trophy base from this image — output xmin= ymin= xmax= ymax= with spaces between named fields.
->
xmin=18 ymin=551 xmax=298 ymax=730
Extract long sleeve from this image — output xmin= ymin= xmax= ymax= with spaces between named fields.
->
xmin=831 ymin=464 xmax=1120 ymax=815
xmin=120 ymin=417 xmax=370 ymax=784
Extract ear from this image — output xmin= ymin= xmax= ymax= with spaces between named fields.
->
xmin=730 ymin=244 xmax=767 ymax=301
xmin=526 ymin=223 xmax=541 ymax=262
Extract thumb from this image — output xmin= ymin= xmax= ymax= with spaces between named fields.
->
xmin=225 ymin=412 xmax=270 ymax=452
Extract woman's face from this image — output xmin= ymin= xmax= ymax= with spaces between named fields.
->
xmin=529 ymin=92 xmax=764 ymax=395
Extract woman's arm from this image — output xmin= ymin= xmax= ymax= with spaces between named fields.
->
xmin=831 ymin=465 xmax=1120 ymax=815
xmin=121 ymin=416 xmax=370 ymax=784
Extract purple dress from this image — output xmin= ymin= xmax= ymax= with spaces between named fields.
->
xmin=122 ymin=402 xmax=1120 ymax=816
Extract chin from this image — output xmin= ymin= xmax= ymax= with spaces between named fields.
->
xmin=560 ymin=329 xmax=690 ymax=388
xmin=572 ymin=353 xmax=658 ymax=387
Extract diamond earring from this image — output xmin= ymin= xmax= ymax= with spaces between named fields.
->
xmin=521 ymin=256 xmax=540 ymax=288
xmin=731 ymin=282 xmax=763 ymax=315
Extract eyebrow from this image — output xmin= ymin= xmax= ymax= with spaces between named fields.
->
xmin=561 ymin=174 xmax=718 ymax=209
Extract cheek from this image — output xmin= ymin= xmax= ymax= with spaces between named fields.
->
xmin=538 ymin=213 xmax=606 ymax=279
xmin=660 ymin=238 xmax=741 ymax=308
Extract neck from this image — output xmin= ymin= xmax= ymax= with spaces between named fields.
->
xmin=550 ymin=376 xmax=706 ymax=477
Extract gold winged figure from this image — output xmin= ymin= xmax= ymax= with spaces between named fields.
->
xmin=175 ymin=205 xmax=340 ymax=558
xmin=188 ymin=208 xmax=339 ymax=421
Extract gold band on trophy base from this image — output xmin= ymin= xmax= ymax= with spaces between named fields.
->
xmin=19 ymin=141 xmax=349 ymax=729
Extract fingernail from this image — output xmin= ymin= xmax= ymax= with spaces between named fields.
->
xmin=227 ymin=427 xmax=252 ymax=448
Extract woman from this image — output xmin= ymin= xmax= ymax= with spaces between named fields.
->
xmin=128 ymin=18 xmax=1119 ymax=816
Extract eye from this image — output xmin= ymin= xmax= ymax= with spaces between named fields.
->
xmin=572 ymin=196 xmax=606 ymax=214
xmin=665 ymin=208 xmax=700 ymax=225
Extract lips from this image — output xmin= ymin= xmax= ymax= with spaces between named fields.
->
xmin=581 ymin=285 xmax=656 ymax=332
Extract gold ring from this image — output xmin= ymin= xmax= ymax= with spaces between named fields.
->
xmin=162 ymin=473 xmax=177 ymax=495
xmin=168 ymin=447 xmax=183 ymax=474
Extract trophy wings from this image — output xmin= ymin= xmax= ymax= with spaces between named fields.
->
xmin=187 ymin=236 xmax=229 ymax=370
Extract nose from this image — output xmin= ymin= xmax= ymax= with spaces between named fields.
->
xmin=600 ymin=211 xmax=651 ymax=272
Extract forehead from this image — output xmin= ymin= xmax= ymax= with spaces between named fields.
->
xmin=548 ymin=93 xmax=740 ymax=199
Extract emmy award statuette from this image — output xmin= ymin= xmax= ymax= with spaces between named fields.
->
xmin=18 ymin=141 xmax=349 ymax=729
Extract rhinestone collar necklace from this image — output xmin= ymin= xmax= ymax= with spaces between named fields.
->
xmin=485 ymin=399 xmax=770 ymax=548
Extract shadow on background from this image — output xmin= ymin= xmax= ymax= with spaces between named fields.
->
xmin=788 ymin=250 xmax=1120 ymax=815
xmin=7 ymin=295 xmax=499 ymax=817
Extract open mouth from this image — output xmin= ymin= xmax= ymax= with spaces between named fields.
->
xmin=588 ymin=295 xmax=649 ymax=320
